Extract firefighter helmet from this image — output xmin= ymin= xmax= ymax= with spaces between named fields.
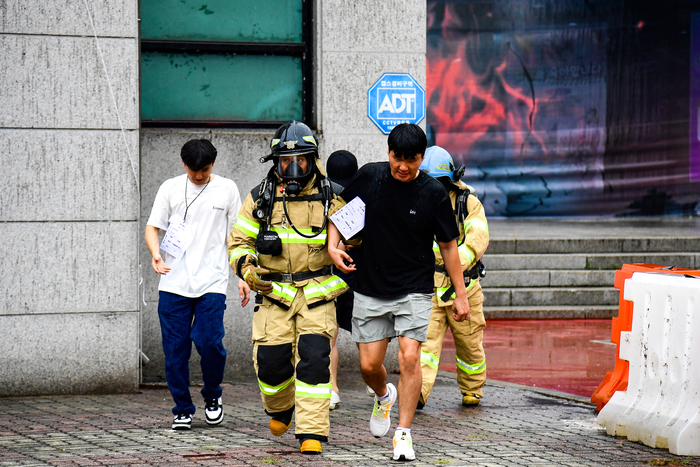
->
xmin=421 ymin=146 xmax=456 ymax=180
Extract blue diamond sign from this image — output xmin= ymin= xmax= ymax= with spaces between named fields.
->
xmin=367 ymin=73 xmax=425 ymax=134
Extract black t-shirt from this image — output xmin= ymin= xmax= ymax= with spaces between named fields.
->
xmin=338 ymin=162 xmax=459 ymax=298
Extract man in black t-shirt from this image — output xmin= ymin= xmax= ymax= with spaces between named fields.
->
xmin=328 ymin=124 xmax=469 ymax=462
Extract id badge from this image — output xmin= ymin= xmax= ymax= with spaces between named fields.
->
xmin=160 ymin=214 xmax=188 ymax=260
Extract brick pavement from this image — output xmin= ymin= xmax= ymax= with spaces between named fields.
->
xmin=0 ymin=372 xmax=697 ymax=467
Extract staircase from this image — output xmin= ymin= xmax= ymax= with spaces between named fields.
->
xmin=481 ymin=222 xmax=700 ymax=319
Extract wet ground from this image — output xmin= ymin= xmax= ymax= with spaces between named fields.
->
xmin=2 ymin=373 xmax=697 ymax=466
xmin=2 ymin=317 xmax=695 ymax=465
xmin=440 ymin=319 xmax=617 ymax=398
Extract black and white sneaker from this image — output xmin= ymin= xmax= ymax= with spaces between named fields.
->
xmin=204 ymin=397 xmax=224 ymax=425
xmin=172 ymin=413 xmax=192 ymax=430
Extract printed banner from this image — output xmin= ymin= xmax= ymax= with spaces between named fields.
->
xmin=427 ymin=1 xmax=700 ymax=217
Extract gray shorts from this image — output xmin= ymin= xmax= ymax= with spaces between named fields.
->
xmin=352 ymin=292 xmax=433 ymax=343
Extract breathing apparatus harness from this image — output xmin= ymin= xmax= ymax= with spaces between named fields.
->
xmin=438 ymin=172 xmax=486 ymax=302
xmin=247 ymin=154 xmax=336 ymax=271
xmin=280 ymin=176 xmax=333 ymax=240
xmin=450 ymin=165 xmax=468 ymax=240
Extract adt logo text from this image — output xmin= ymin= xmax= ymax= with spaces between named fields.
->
xmin=377 ymin=88 xmax=416 ymax=119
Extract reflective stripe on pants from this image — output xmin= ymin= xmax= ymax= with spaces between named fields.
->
xmin=252 ymin=289 xmax=336 ymax=438
xmin=420 ymin=291 xmax=486 ymax=403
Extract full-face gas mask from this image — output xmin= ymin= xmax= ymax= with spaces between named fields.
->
xmin=276 ymin=151 xmax=316 ymax=195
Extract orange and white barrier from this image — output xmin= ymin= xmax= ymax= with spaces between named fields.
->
xmin=591 ymin=264 xmax=700 ymax=412
xmin=597 ymin=272 xmax=700 ymax=456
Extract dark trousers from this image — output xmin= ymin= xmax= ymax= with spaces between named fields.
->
xmin=157 ymin=291 xmax=227 ymax=415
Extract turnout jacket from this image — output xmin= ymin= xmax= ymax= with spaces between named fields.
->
xmin=228 ymin=174 xmax=348 ymax=308
xmin=433 ymin=180 xmax=490 ymax=306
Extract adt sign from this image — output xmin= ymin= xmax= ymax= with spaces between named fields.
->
xmin=367 ymin=73 xmax=425 ymax=134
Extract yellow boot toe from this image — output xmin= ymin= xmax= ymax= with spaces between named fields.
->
xmin=269 ymin=419 xmax=292 ymax=436
xmin=462 ymin=393 xmax=482 ymax=406
xmin=300 ymin=439 xmax=322 ymax=455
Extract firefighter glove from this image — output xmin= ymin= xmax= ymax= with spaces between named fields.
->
xmin=245 ymin=267 xmax=273 ymax=294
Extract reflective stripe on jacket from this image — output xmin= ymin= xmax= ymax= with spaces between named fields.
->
xmin=228 ymin=175 xmax=348 ymax=307
xmin=433 ymin=182 xmax=489 ymax=306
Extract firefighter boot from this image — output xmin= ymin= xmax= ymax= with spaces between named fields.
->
xmin=300 ymin=439 xmax=322 ymax=455
xmin=416 ymin=393 xmax=426 ymax=410
xmin=462 ymin=392 xmax=482 ymax=406
xmin=269 ymin=406 xmax=294 ymax=436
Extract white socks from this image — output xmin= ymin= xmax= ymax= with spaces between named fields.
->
xmin=376 ymin=388 xmax=390 ymax=401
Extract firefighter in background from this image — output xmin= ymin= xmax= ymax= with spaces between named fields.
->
xmin=418 ymin=146 xmax=490 ymax=408
xmin=227 ymin=121 xmax=348 ymax=454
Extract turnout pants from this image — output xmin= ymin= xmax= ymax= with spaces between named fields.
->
xmin=420 ymin=290 xmax=486 ymax=402
xmin=252 ymin=289 xmax=336 ymax=440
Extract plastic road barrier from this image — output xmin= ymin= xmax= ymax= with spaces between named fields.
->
xmin=591 ymin=264 xmax=700 ymax=412
xmin=597 ymin=272 xmax=700 ymax=456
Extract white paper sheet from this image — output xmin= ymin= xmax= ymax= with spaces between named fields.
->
xmin=160 ymin=214 xmax=188 ymax=260
xmin=330 ymin=197 xmax=365 ymax=240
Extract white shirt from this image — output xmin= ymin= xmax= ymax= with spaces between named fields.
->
xmin=147 ymin=174 xmax=242 ymax=297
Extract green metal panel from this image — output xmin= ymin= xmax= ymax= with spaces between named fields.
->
xmin=141 ymin=52 xmax=303 ymax=121
xmin=140 ymin=0 xmax=303 ymax=42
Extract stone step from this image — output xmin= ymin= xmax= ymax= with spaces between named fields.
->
xmin=483 ymin=252 xmax=699 ymax=271
xmin=483 ymin=305 xmax=619 ymax=319
xmin=488 ymin=237 xmax=700 ymax=255
xmin=482 ymin=287 xmax=619 ymax=307
xmin=483 ymin=270 xmax=617 ymax=288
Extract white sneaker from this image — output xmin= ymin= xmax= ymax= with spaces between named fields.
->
xmin=204 ymin=397 xmax=224 ymax=425
xmin=393 ymin=429 xmax=415 ymax=461
xmin=369 ymin=382 xmax=396 ymax=438
xmin=366 ymin=385 xmax=375 ymax=397
xmin=329 ymin=390 xmax=340 ymax=410
xmin=172 ymin=413 xmax=192 ymax=430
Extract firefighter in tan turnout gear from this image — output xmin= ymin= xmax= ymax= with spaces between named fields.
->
xmin=418 ymin=146 xmax=490 ymax=408
xmin=227 ymin=121 xmax=348 ymax=455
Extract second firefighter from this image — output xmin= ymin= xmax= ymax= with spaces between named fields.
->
xmin=418 ymin=145 xmax=490 ymax=409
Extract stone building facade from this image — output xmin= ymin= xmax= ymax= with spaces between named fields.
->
xmin=0 ymin=0 xmax=425 ymax=395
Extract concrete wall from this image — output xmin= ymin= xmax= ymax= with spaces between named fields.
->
xmin=140 ymin=1 xmax=427 ymax=382
xmin=316 ymin=0 xmax=427 ymax=166
xmin=0 ymin=0 xmax=426 ymax=392
xmin=0 ymin=0 xmax=140 ymax=395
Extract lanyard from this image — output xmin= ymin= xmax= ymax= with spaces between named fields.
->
xmin=183 ymin=176 xmax=211 ymax=222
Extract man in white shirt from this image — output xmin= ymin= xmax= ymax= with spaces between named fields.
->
xmin=145 ymin=139 xmax=248 ymax=430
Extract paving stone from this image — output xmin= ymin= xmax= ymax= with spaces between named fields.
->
xmin=0 ymin=375 xmax=696 ymax=466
